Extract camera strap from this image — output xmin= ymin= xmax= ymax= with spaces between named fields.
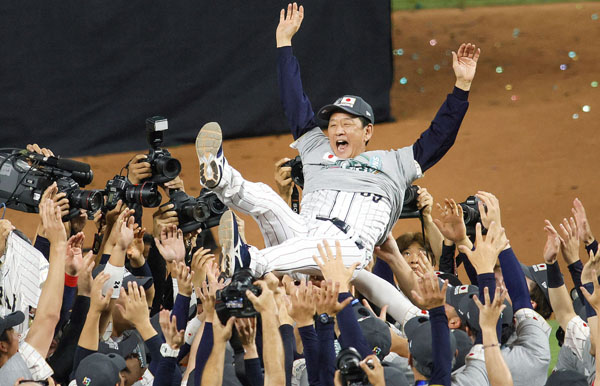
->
xmin=291 ymin=185 xmax=300 ymax=214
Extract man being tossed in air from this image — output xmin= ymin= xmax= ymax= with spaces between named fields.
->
xmin=196 ymin=3 xmax=480 ymax=280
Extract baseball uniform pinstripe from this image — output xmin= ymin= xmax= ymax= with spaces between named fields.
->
xmin=210 ymin=127 xmax=420 ymax=277
xmin=0 ymin=232 xmax=49 ymax=335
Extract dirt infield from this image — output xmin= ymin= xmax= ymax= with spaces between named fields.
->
xmin=7 ymin=3 xmax=600 ymax=282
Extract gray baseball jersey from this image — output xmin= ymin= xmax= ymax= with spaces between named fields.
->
xmin=294 ymin=127 xmax=421 ymax=247
xmin=501 ymin=308 xmax=552 ymax=386
xmin=451 ymin=345 xmax=490 ymax=386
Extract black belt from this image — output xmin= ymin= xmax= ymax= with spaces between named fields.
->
xmin=316 ymin=216 xmax=364 ymax=250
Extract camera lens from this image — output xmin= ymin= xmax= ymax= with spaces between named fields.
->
xmin=184 ymin=201 xmax=210 ymax=222
xmin=208 ymin=196 xmax=226 ymax=215
xmin=154 ymin=156 xmax=181 ymax=179
xmin=125 ymin=182 xmax=162 ymax=208
xmin=69 ymin=189 xmax=103 ymax=211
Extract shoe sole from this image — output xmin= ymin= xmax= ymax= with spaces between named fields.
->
xmin=196 ymin=122 xmax=223 ymax=188
xmin=218 ymin=210 xmax=235 ymax=277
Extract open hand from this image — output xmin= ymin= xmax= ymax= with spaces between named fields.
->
xmin=434 ymin=199 xmax=467 ymax=243
xmin=127 ymin=227 xmax=147 ymax=268
xmin=453 ymin=43 xmax=480 ymax=91
xmin=458 ymin=222 xmax=508 ymax=274
xmin=558 ymin=217 xmax=580 ymax=265
xmin=66 ymin=232 xmax=85 ymax=276
xmin=173 ymin=261 xmax=194 ymax=297
xmin=411 ymin=271 xmax=447 ymax=310
xmin=314 ymin=280 xmax=352 ymax=316
xmin=40 ymin=198 xmax=67 ymax=245
xmin=542 ymin=221 xmax=561 ymax=264
xmin=154 ymin=224 xmax=185 ymax=262
xmin=159 ymin=310 xmax=185 ymax=349
xmin=313 ymin=240 xmax=359 ymax=292
xmin=473 ymin=287 xmax=507 ymax=331
xmin=572 ymin=198 xmax=595 ymax=245
xmin=90 ymin=272 xmax=113 ymax=314
xmin=276 ymin=3 xmax=304 ymax=48
xmin=191 ymin=247 xmax=216 ymax=288
xmin=285 ymin=280 xmax=315 ymax=327
xmin=116 ymin=282 xmax=150 ymax=328
xmin=582 ymin=269 xmax=600 ymax=312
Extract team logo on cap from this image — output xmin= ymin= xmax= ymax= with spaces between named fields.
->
xmin=455 ymin=285 xmax=470 ymax=295
xmin=532 ymin=264 xmax=547 ymax=272
xmin=82 ymin=377 xmax=91 ymax=385
xmin=336 ymin=97 xmax=356 ymax=108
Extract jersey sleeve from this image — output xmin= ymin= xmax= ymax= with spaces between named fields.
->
xmin=277 ymin=46 xmax=318 ymax=139
xmin=292 ymin=127 xmax=329 ymax=157
xmin=412 ymin=87 xmax=469 ymax=173
xmin=391 ymin=145 xmax=422 ymax=185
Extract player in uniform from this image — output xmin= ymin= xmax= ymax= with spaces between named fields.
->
xmin=195 ymin=3 xmax=480 ymax=280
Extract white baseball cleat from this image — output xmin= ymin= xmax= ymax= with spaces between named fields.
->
xmin=218 ymin=209 xmax=247 ymax=277
xmin=196 ymin=122 xmax=224 ymax=189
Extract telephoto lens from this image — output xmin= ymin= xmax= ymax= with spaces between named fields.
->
xmin=69 ymin=188 xmax=103 ymax=212
xmin=125 ymin=181 xmax=162 ymax=208
xmin=151 ymin=154 xmax=181 ymax=181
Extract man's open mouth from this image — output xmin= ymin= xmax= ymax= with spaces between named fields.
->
xmin=336 ymin=140 xmax=348 ymax=152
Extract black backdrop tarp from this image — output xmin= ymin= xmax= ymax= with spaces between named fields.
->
xmin=0 ymin=1 xmax=392 ymax=156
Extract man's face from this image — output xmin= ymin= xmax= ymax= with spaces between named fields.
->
xmin=401 ymin=242 xmax=427 ymax=273
xmin=327 ymin=112 xmax=372 ymax=159
xmin=1 ymin=328 xmax=19 ymax=357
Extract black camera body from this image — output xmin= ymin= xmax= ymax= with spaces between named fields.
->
xmin=215 ymin=269 xmax=262 ymax=325
xmin=104 ymin=175 xmax=162 ymax=210
xmin=460 ymin=195 xmax=487 ymax=236
xmin=0 ymin=150 xmax=102 ymax=220
xmin=282 ymin=156 xmax=304 ymax=189
xmin=164 ymin=189 xmax=226 ymax=234
xmin=399 ymin=185 xmax=420 ymax=219
xmin=336 ymin=347 xmax=370 ymax=386
xmin=144 ymin=116 xmax=182 ymax=184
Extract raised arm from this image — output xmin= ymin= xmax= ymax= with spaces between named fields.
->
xmin=412 ymin=43 xmax=480 ymax=172
xmin=25 ymin=198 xmax=66 ymax=357
xmin=276 ymin=3 xmax=317 ymax=139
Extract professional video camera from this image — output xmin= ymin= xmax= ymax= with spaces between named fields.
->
xmin=163 ymin=189 xmax=226 ymax=233
xmin=460 ymin=195 xmax=487 ymax=236
xmin=336 ymin=347 xmax=373 ymax=386
xmin=399 ymin=185 xmax=420 ymax=219
xmin=0 ymin=149 xmax=103 ymax=220
xmin=215 ymin=269 xmax=262 ymax=324
xmin=104 ymin=175 xmax=162 ymax=210
xmin=282 ymin=156 xmax=304 ymax=189
xmin=144 ymin=116 xmax=182 ymax=184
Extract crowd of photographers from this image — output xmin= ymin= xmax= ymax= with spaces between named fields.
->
xmin=0 ymin=137 xmax=598 ymax=386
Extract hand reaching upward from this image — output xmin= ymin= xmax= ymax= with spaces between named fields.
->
xmin=276 ymin=3 xmax=304 ymax=48
xmin=453 ymin=43 xmax=481 ymax=91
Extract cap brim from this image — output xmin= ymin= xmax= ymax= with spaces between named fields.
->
xmin=1 ymin=311 xmax=25 ymax=332
xmin=404 ymin=315 xmax=429 ymax=340
xmin=317 ymin=104 xmax=362 ymax=122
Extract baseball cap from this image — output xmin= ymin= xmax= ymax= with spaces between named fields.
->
xmin=92 ymin=265 xmax=153 ymax=290
xmin=458 ymin=295 xmax=514 ymax=335
xmin=317 ymin=95 xmax=374 ymax=124
xmin=75 ymin=352 xmax=127 ymax=386
xmin=520 ymin=263 xmax=550 ymax=303
xmin=445 ymin=284 xmax=478 ymax=311
xmin=435 ymin=272 xmax=463 ymax=287
xmin=545 ymin=369 xmax=588 ymax=386
xmin=451 ymin=328 xmax=472 ymax=370
xmin=352 ymin=301 xmax=391 ymax=360
xmin=98 ymin=330 xmax=147 ymax=368
xmin=404 ymin=316 xmax=457 ymax=376
xmin=382 ymin=363 xmax=410 ymax=386
xmin=0 ymin=311 xmax=25 ymax=335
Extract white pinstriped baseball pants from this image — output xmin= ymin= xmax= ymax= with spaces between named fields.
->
xmin=211 ymin=160 xmax=422 ymax=327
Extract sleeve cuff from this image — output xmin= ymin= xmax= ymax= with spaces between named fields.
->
xmin=452 ymin=86 xmax=469 ymax=101
xmin=278 ymin=45 xmax=293 ymax=57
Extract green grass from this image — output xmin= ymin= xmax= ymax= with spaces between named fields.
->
xmin=392 ymin=0 xmax=598 ymax=11
xmin=548 ymin=319 xmax=560 ymax=375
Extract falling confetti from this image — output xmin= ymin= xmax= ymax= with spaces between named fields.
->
xmin=592 ymin=81 xmax=599 ymax=88
xmin=573 ymin=113 xmax=579 ymax=119
xmin=433 ymin=64 xmax=441 ymax=71
xmin=399 ymin=77 xmax=408 ymax=85
xmin=511 ymin=95 xmax=519 ymax=101
xmin=592 ymin=13 xmax=598 ymax=20
xmin=496 ymin=66 xmax=503 ymax=74
xmin=552 ymin=85 xmax=559 ymax=91
xmin=512 ymin=28 xmax=520 ymax=38
xmin=412 ymin=53 xmax=419 ymax=60
xmin=505 ymin=84 xmax=513 ymax=91
xmin=429 ymin=39 xmax=437 ymax=46
xmin=568 ymin=51 xmax=577 ymax=58
xmin=419 ymin=87 xmax=425 ymax=93
xmin=394 ymin=49 xmax=404 ymax=56
xmin=583 ymin=105 xmax=591 ymax=112
xmin=560 ymin=64 xmax=568 ymax=71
